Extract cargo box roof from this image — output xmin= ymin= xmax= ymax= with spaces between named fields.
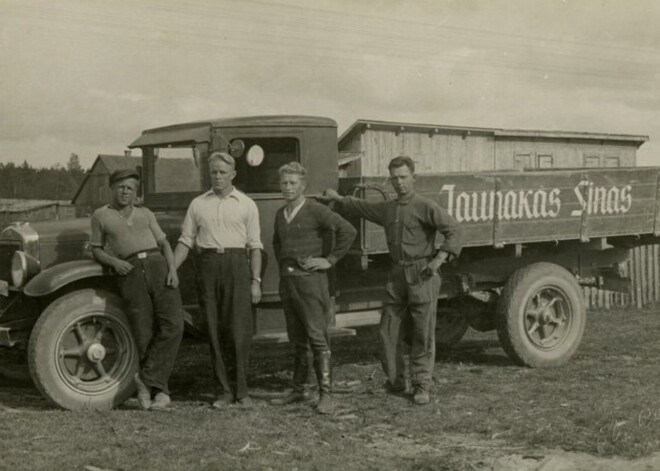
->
xmin=340 ymin=119 xmax=649 ymax=147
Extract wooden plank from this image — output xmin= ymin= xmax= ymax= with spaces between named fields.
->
xmin=642 ymin=246 xmax=648 ymax=305
xmin=636 ymin=247 xmax=644 ymax=309
xmin=655 ymin=245 xmax=660 ymax=302
xmin=648 ymin=246 xmax=653 ymax=304
xmin=628 ymin=253 xmax=635 ymax=309
xmin=653 ymin=173 xmax=660 ymax=235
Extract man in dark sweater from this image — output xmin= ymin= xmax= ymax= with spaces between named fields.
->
xmin=273 ymin=162 xmax=357 ymax=414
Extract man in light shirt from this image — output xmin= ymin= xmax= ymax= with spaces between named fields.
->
xmin=174 ymin=152 xmax=263 ymax=407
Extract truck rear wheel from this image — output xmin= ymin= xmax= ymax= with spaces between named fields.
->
xmin=28 ymin=289 xmax=138 ymax=410
xmin=436 ymin=307 xmax=469 ymax=348
xmin=496 ymin=262 xmax=586 ymax=367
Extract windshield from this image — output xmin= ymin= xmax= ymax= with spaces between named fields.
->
xmin=152 ymin=146 xmax=202 ymax=193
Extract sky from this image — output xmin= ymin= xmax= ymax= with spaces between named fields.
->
xmin=1 ymin=0 xmax=660 ymax=169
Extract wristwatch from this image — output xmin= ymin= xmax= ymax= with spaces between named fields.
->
xmin=252 ymin=276 xmax=262 ymax=284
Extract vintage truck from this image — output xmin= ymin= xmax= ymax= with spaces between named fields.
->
xmin=1 ymin=115 xmax=659 ymax=410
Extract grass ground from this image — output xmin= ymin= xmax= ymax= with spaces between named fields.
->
xmin=2 ymin=307 xmax=660 ymax=470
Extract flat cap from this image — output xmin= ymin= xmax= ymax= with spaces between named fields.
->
xmin=109 ymin=168 xmax=140 ymax=186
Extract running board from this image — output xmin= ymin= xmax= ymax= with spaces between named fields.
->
xmin=253 ymin=326 xmax=357 ymax=344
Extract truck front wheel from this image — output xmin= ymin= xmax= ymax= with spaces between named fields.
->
xmin=496 ymin=262 xmax=586 ymax=367
xmin=28 ymin=289 xmax=138 ymax=410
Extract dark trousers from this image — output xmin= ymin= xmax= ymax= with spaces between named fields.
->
xmin=380 ymin=262 xmax=441 ymax=391
xmin=117 ymin=253 xmax=184 ymax=395
xmin=280 ymin=272 xmax=331 ymax=392
xmin=198 ymin=251 xmax=253 ymax=400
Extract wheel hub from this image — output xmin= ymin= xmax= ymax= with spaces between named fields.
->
xmin=86 ymin=342 xmax=106 ymax=363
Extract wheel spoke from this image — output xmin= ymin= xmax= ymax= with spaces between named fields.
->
xmin=94 ymin=322 xmax=108 ymax=341
xmin=60 ymin=348 xmax=84 ymax=358
xmin=74 ymin=323 xmax=88 ymax=344
xmin=527 ymin=320 xmax=540 ymax=335
xmin=93 ymin=362 xmax=111 ymax=382
xmin=74 ymin=360 xmax=85 ymax=380
xmin=538 ymin=296 xmax=561 ymax=317
xmin=538 ymin=323 xmax=548 ymax=340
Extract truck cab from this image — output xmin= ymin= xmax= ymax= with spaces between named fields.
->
xmin=0 ymin=116 xmax=343 ymax=410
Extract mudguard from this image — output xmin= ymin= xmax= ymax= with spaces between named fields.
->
xmin=24 ymin=260 xmax=108 ymax=297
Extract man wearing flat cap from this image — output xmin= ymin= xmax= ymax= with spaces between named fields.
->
xmin=174 ymin=152 xmax=263 ymax=408
xmin=90 ymin=167 xmax=184 ymax=410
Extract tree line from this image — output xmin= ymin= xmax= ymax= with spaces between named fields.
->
xmin=0 ymin=154 xmax=86 ymax=201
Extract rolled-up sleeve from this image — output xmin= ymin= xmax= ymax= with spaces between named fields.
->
xmin=146 ymin=209 xmax=167 ymax=243
xmin=245 ymin=199 xmax=264 ymax=250
xmin=178 ymin=201 xmax=198 ymax=249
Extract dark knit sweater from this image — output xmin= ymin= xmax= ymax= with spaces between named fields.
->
xmin=273 ymin=199 xmax=357 ymax=276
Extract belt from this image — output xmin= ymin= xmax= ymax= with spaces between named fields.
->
xmin=124 ymin=248 xmax=160 ymax=260
xmin=200 ymin=247 xmax=247 ymax=255
xmin=396 ymin=256 xmax=432 ymax=266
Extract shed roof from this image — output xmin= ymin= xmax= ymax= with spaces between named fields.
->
xmin=0 ymin=199 xmax=71 ymax=213
xmin=339 ymin=119 xmax=649 ymax=147
xmin=129 ymin=115 xmax=337 ymax=148
xmin=94 ymin=155 xmax=141 ymax=173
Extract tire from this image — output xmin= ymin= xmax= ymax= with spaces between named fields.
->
xmin=496 ymin=262 xmax=586 ymax=368
xmin=436 ymin=306 xmax=469 ymax=348
xmin=28 ymin=289 xmax=138 ymax=410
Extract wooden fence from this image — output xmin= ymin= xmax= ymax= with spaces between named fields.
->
xmin=583 ymin=245 xmax=660 ymax=309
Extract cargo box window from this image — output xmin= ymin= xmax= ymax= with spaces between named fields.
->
xmin=537 ymin=155 xmax=554 ymax=168
xmin=231 ymin=137 xmax=300 ymax=193
xmin=605 ymin=156 xmax=620 ymax=167
xmin=584 ymin=155 xmax=601 ymax=167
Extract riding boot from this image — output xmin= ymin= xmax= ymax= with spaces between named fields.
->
xmin=314 ymin=350 xmax=333 ymax=414
xmin=273 ymin=350 xmax=311 ymax=405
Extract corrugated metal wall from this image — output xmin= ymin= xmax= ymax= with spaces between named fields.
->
xmin=583 ymin=244 xmax=660 ymax=309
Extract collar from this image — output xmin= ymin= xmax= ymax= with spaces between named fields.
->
xmin=396 ymin=191 xmax=416 ymax=205
xmin=285 ymin=197 xmax=306 ymax=213
xmin=108 ymin=202 xmax=136 ymax=211
xmin=204 ymin=187 xmax=240 ymax=200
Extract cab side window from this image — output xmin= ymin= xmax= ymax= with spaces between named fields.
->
xmin=231 ymin=137 xmax=300 ymax=193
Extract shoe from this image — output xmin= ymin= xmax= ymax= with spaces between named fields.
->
xmin=384 ymin=381 xmax=409 ymax=396
xmin=236 ymin=396 xmax=253 ymax=407
xmin=413 ymin=388 xmax=430 ymax=405
xmin=271 ymin=389 xmax=311 ymax=406
xmin=316 ymin=394 xmax=333 ymax=415
xmin=212 ymin=393 xmax=234 ymax=409
xmin=134 ymin=373 xmax=151 ymax=410
xmin=150 ymin=392 xmax=171 ymax=411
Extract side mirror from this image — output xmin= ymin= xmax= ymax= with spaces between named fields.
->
xmin=229 ymin=139 xmax=246 ymax=159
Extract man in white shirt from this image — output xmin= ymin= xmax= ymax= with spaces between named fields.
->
xmin=174 ymin=152 xmax=263 ymax=407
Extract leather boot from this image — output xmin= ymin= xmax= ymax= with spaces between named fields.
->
xmin=314 ymin=350 xmax=333 ymax=415
xmin=272 ymin=351 xmax=311 ymax=405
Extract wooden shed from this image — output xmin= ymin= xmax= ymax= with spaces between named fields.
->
xmin=72 ymin=154 xmax=141 ymax=216
xmin=338 ymin=119 xmax=648 ymax=177
xmin=0 ymin=199 xmax=75 ymax=231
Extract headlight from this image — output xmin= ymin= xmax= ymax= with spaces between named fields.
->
xmin=11 ymin=251 xmax=39 ymax=288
